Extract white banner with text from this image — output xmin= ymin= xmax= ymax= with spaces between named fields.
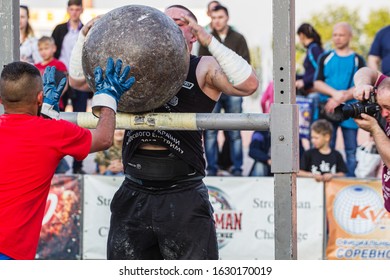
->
xmin=82 ymin=176 xmax=324 ymax=259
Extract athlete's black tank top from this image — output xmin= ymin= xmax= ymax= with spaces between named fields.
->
xmin=122 ymin=55 xmax=217 ymax=176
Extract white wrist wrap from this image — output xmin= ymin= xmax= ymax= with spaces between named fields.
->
xmin=91 ymin=94 xmax=117 ymax=117
xmin=69 ymin=33 xmax=86 ymax=80
xmin=41 ymin=103 xmax=60 ymax=120
xmin=208 ymin=37 xmax=253 ymax=85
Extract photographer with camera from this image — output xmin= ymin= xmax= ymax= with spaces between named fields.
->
xmin=353 ymin=66 xmax=390 ymax=211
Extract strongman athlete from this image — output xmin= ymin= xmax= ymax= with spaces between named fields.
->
xmin=68 ymin=5 xmax=259 ymax=259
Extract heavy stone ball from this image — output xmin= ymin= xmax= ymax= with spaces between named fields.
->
xmin=82 ymin=5 xmax=190 ymax=113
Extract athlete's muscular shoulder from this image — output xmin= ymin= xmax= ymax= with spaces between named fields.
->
xmin=196 ymin=56 xmax=222 ymax=101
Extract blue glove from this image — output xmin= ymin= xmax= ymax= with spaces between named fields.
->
xmin=41 ymin=66 xmax=66 ymax=119
xmin=91 ymin=57 xmax=135 ymax=117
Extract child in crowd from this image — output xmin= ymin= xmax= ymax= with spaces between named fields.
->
xmin=95 ymin=129 xmax=125 ymax=176
xmin=298 ymin=119 xmax=347 ymax=182
xmin=34 ymin=36 xmax=68 ymax=109
xmin=34 ymin=36 xmax=67 ymax=75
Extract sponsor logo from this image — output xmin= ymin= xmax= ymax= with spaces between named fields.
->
xmin=207 ymin=186 xmax=243 ymax=249
xmin=182 ymin=81 xmax=194 ymax=89
xmin=333 ymin=185 xmax=390 ymax=235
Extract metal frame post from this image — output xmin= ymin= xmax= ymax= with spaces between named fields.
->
xmin=0 ymin=0 xmax=20 ymax=114
xmin=0 ymin=0 xmax=19 ymax=66
xmin=271 ymin=0 xmax=299 ymax=259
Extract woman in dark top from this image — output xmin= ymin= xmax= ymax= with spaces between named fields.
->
xmin=296 ymin=23 xmax=324 ymax=94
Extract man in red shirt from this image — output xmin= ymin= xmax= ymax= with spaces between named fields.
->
xmin=0 ymin=58 xmax=135 ymax=259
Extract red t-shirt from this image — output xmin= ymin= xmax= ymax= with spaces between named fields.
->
xmin=34 ymin=59 xmax=67 ymax=76
xmin=0 ymin=114 xmax=91 ymax=259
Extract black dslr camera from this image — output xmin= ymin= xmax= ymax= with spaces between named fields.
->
xmin=321 ymin=91 xmax=381 ymax=123
xmin=341 ymin=92 xmax=381 ymax=119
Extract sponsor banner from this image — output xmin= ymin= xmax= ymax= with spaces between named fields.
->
xmin=82 ymin=175 xmax=124 ymax=259
xmin=325 ymin=178 xmax=390 ymax=260
xmin=82 ymin=176 xmax=323 ymax=259
xmin=36 ymin=175 xmax=81 ymax=260
xmin=206 ymin=177 xmax=324 ymax=259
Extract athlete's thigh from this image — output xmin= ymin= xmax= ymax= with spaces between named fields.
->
xmin=107 ymin=184 xmax=161 ymax=260
xmin=154 ymin=183 xmax=218 ymax=260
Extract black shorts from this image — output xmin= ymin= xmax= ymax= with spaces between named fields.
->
xmin=107 ymin=179 xmax=218 ymax=260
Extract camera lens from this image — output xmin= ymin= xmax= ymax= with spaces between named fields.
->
xmin=342 ymin=101 xmax=380 ymax=119
xmin=342 ymin=102 xmax=364 ymax=119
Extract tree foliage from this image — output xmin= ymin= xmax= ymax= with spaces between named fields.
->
xmin=363 ymin=8 xmax=390 ymax=46
xmin=305 ymin=5 xmax=362 ymax=52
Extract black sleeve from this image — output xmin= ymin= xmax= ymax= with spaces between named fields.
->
xmin=300 ymin=150 xmax=311 ymax=171
xmin=302 ymin=61 xmax=316 ymax=90
xmin=51 ymin=25 xmax=62 ymax=59
xmin=357 ymin=54 xmax=366 ymax=69
xmin=335 ymin=151 xmax=348 ymax=174
xmin=312 ymin=45 xmax=323 ymax=62
xmin=236 ymin=36 xmax=251 ymax=64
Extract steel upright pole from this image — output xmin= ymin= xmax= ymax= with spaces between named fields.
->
xmin=271 ymin=0 xmax=299 ymax=259
xmin=0 ymin=0 xmax=20 ymax=114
